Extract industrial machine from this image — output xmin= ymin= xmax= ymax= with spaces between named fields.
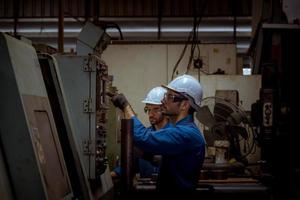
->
xmin=0 ymin=33 xmax=72 ymax=200
xmin=0 ymin=22 xmax=116 ymax=200
xmin=38 ymin=22 xmax=115 ymax=199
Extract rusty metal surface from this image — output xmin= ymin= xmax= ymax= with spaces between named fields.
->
xmin=95 ymin=59 xmax=112 ymax=176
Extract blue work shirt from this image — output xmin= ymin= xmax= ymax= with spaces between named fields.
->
xmin=137 ymin=123 xmax=172 ymax=178
xmin=132 ymin=114 xmax=205 ymax=191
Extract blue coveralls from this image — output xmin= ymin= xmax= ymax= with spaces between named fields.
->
xmin=132 ymin=114 xmax=205 ymax=192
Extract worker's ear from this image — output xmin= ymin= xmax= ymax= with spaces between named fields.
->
xmin=180 ymin=100 xmax=190 ymax=112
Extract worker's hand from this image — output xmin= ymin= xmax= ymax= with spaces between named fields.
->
xmin=111 ymin=93 xmax=129 ymax=110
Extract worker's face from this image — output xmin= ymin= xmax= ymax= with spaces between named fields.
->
xmin=161 ymin=89 xmax=187 ymax=116
xmin=144 ymin=104 xmax=164 ymax=125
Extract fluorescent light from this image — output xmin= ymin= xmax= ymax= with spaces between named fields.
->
xmin=1 ymin=25 xmax=251 ymax=34
xmin=161 ymin=27 xmax=251 ymax=33
xmin=107 ymin=27 xmax=158 ymax=33
xmin=236 ymin=43 xmax=250 ymax=49
xmin=243 ymin=68 xmax=252 ymax=75
xmin=106 ymin=26 xmax=251 ymax=33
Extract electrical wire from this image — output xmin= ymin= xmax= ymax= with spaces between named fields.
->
xmin=171 ymin=0 xmax=208 ymax=80
xmin=103 ymin=22 xmax=124 ymax=40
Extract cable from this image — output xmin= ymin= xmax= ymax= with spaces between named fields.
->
xmin=103 ymin=22 xmax=124 ymax=40
xmin=171 ymin=0 xmax=208 ymax=80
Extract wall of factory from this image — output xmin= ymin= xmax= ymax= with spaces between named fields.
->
xmin=103 ymin=44 xmax=168 ymax=127
xmin=166 ymin=44 xmax=237 ymax=77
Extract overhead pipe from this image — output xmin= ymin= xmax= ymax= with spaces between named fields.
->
xmin=0 ymin=17 xmax=252 ymax=53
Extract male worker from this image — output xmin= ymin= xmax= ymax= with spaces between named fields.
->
xmin=137 ymin=86 xmax=169 ymax=178
xmin=111 ymin=86 xmax=169 ymax=178
xmin=110 ymin=74 xmax=205 ymax=198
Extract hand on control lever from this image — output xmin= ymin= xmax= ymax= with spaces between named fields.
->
xmin=110 ymin=93 xmax=129 ymax=110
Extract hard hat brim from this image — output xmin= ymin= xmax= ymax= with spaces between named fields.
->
xmin=141 ymin=100 xmax=162 ymax=105
xmin=161 ymin=84 xmax=181 ymax=94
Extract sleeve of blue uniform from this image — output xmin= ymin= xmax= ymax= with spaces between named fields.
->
xmin=131 ymin=116 xmax=191 ymax=155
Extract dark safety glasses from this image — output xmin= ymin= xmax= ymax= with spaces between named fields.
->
xmin=163 ymin=93 xmax=188 ymax=102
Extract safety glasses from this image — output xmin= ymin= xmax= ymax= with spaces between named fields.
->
xmin=163 ymin=93 xmax=188 ymax=102
xmin=144 ymin=107 xmax=162 ymax=114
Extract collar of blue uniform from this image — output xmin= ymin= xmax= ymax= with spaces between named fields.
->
xmin=175 ymin=114 xmax=194 ymax=125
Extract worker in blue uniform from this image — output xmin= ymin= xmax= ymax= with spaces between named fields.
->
xmin=110 ymin=74 xmax=205 ymax=198
xmin=111 ymin=86 xmax=170 ymax=178
xmin=137 ymin=86 xmax=170 ymax=178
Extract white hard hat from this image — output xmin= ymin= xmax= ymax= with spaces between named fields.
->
xmin=142 ymin=86 xmax=167 ymax=105
xmin=162 ymin=74 xmax=203 ymax=110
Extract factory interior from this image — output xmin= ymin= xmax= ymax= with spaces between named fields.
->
xmin=0 ymin=0 xmax=299 ymax=199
